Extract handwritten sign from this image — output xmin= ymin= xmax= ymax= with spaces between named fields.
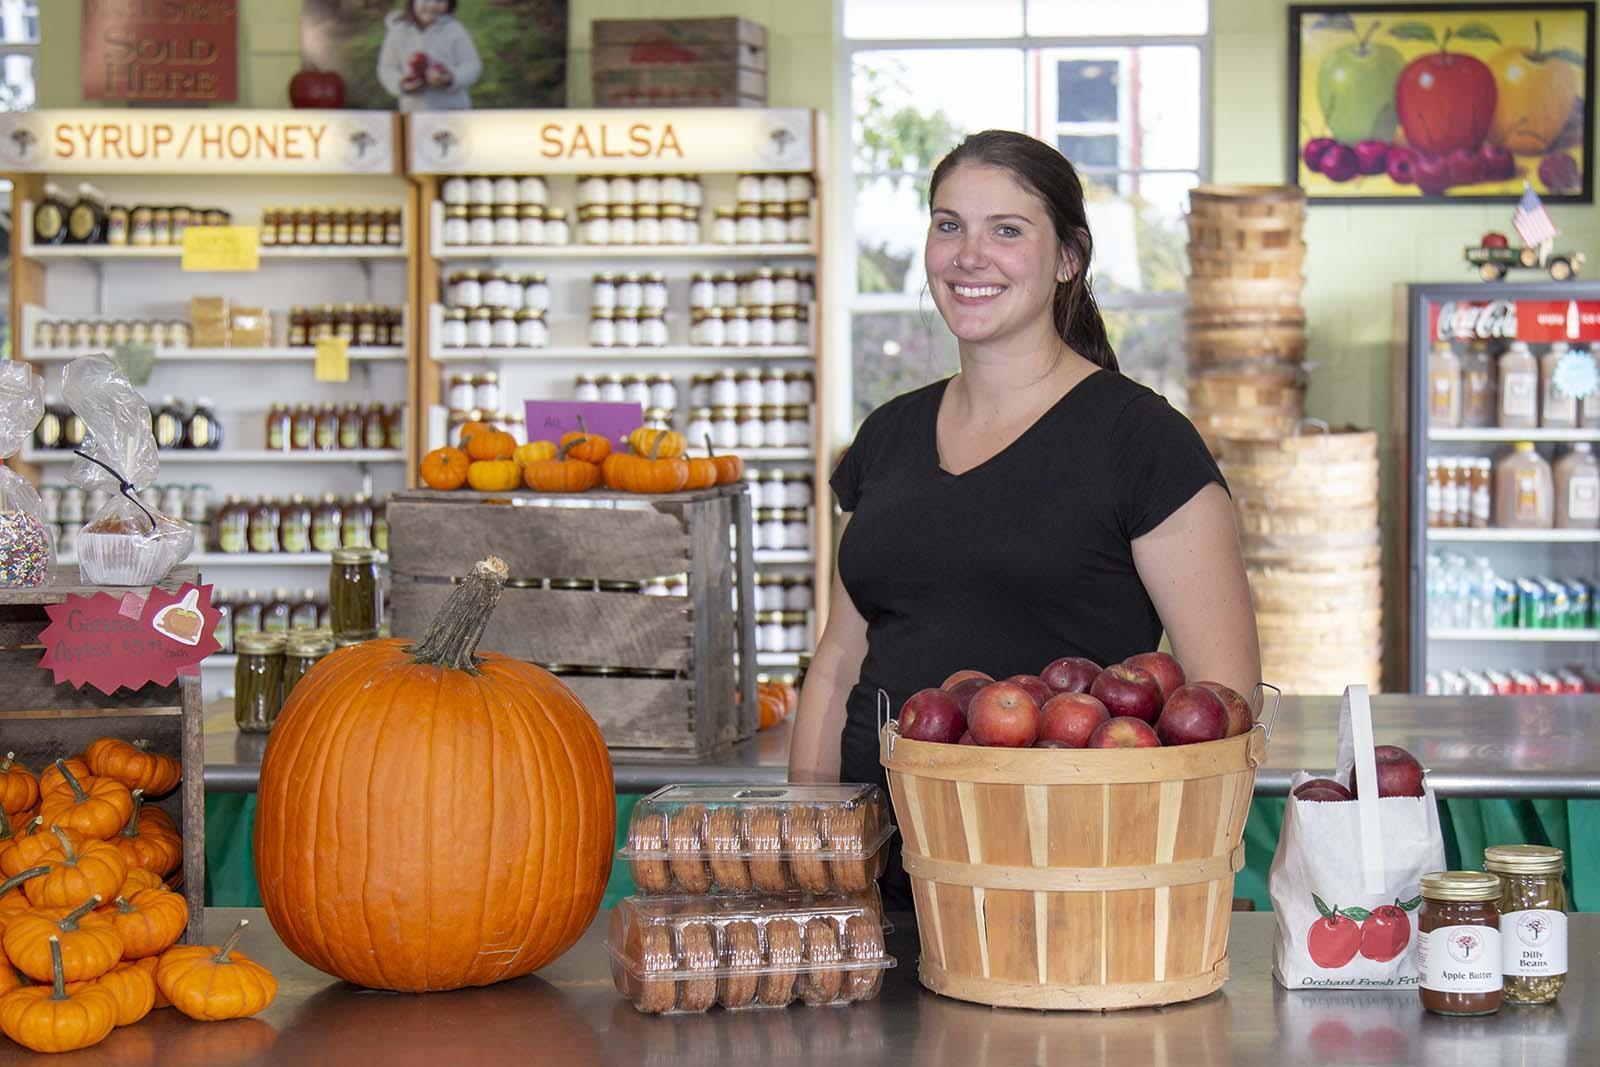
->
xmin=523 ymin=401 xmax=642 ymax=451
xmin=38 ymin=584 xmax=221 ymax=696
xmin=315 ymin=336 xmax=350 ymax=383
xmin=182 ymin=225 xmax=259 ymax=272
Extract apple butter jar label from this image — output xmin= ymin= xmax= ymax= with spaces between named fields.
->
xmin=1502 ymin=909 xmax=1566 ymax=976
xmin=1418 ymin=925 xmax=1503 ymax=994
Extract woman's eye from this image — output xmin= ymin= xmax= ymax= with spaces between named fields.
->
xmin=935 ymin=220 xmax=959 ymax=234
xmin=996 ymin=225 xmax=1019 ymax=238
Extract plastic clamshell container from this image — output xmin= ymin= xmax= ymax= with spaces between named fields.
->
xmin=608 ymin=893 xmax=895 ymax=1014
xmin=620 ymin=783 xmax=896 ymax=896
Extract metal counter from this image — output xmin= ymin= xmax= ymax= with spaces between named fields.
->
xmin=25 ymin=907 xmax=1594 ymax=1067
xmin=203 ymin=693 xmax=1600 ymax=797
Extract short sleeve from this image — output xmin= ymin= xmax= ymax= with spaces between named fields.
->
xmin=829 ymin=416 xmax=872 ymax=512
xmin=1110 ymin=392 xmax=1226 ymax=540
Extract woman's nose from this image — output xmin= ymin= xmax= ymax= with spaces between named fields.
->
xmin=952 ymin=234 xmax=986 ymax=271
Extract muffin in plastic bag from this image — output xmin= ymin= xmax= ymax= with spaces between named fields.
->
xmin=62 ymin=356 xmax=193 ymax=585
xmin=0 ymin=363 xmax=53 ymax=587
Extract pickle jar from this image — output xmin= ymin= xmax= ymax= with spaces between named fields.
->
xmin=284 ymin=631 xmax=335 ymax=699
xmin=234 ymin=631 xmax=287 ymax=734
xmin=1483 ymin=844 xmax=1567 ymax=1004
xmin=1418 ymin=871 xmax=1504 ymax=1017
xmin=329 ymin=547 xmax=382 ymax=642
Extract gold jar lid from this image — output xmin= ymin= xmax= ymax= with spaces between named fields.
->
xmin=599 ymin=579 xmax=643 ymax=593
xmin=636 ymin=203 xmax=661 ymax=218
xmin=470 ymin=307 xmax=494 ymax=321
xmin=548 ymin=578 xmax=592 ymax=590
xmin=1420 ymin=870 xmax=1502 ymax=902
xmin=1484 ymin=844 xmax=1565 ymax=876
xmin=468 ymin=205 xmax=492 ymax=218
xmin=444 ymin=205 xmax=469 ymax=218
xmin=235 ymin=632 xmax=287 ymax=655
xmin=494 ymin=204 xmax=518 ymax=218
xmin=286 ymin=632 xmax=335 ymax=657
xmin=661 ymin=203 xmax=686 ymax=218
xmin=519 ymin=204 xmax=546 ymax=218
xmin=608 ymin=204 xmax=636 ymax=219
xmin=331 ymin=547 xmax=379 ymax=565
xmin=774 ymin=305 xmax=800 ymax=320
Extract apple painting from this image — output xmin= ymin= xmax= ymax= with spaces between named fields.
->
xmin=1487 ymin=21 xmax=1586 ymax=155
xmin=1392 ymin=21 xmax=1501 ymax=158
xmin=1316 ymin=20 xmax=1407 ymax=144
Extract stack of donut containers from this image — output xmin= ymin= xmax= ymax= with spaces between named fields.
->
xmin=609 ymin=784 xmax=898 ymax=1013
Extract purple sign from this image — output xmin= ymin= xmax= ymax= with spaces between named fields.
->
xmin=523 ymin=400 xmax=642 ymax=450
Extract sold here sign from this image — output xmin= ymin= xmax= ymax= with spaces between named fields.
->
xmin=81 ymin=0 xmax=239 ymax=103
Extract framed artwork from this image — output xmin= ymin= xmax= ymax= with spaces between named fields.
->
xmin=1289 ymin=3 xmax=1594 ymax=203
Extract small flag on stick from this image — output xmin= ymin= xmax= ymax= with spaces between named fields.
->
xmin=1513 ymin=182 xmax=1558 ymax=248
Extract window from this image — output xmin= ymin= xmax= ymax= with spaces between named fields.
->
xmin=0 ymin=0 xmax=38 ymax=111
xmin=843 ymin=0 xmax=1209 ymax=423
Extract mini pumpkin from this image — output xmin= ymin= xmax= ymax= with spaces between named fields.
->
xmin=0 ymin=865 xmax=49 ymax=933
xmin=420 ymin=446 xmax=470 ymax=491
xmin=117 ymin=867 xmax=166 ymax=898
xmin=112 ymin=790 xmax=182 ymax=877
xmin=39 ymin=761 xmax=134 ymax=841
xmin=466 ymin=458 xmax=523 ymax=492
xmin=683 ymin=454 xmax=718 ymax=491
xmin=4 ymin=897 xmax=123 ymax=983
xmin=2 ymin=819 xmax=81 ymax=879
xmin=757 ymin=681 xmax=797 ymax=730
xmin=108 ymin=889 xmax=188 ymax=960
xmin=131 ymin=803 xmax=177 ymax=835
xmin=84 ymin=739 xmax=180 ymax=799
xmin=38 ymin=757 xmax=93 ymax=797
xmin=704 ymin=436 xmax=746 ymax=486
xmin=69 ymin=959 xmax=155 ymax=1028
xmin=131 ymin=956 xmax=170 ymax=1010
xmin=456 ymin=420 xmax=496 ymax=447
xmin=0 ymin=752 xmax=39 ymax=815
xmin=25 ymin=826 xmax=129 ymax=909
xmin=0 ymin=936 xmax=118 ymax=1053
xmin=560 ymin=416 xmax=611 ymax=463
xmin=513 ymin=439 xmax=557 ymax=466
xmin=523 ymin=439 xmax=601 ymax=493
xmin=602 ymin=438 xmax=689 ymax=494
xmin=627 ymin=426 xmax=686 ymax=459
xmin=0 ymin=959 xmax=23 ymax=997
xmin=464 ymin=427 xmax=516 ymax=462
xmin=156 ymin=919 xmax=278 ymax=1021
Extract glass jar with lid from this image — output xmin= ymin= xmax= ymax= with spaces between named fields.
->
xmin=736 ymin=173 xmax=764 ymax=202
xmin=775 ymin=268 xmax=801 ymax=306
xmin=748 ymin=268 xmax=777 ymax=307
xmin=493 ymin=204 xmax=520 ymax=245
xmin=577 ymin=174 xmax=609 ymax=206
xmin=609 ymin=204 xmax=637 ymax=245
xmin=441 ymin=308 xmax=468 ymax=348
xmin=774 ymin=305 xmax=802 ymax=345
xmin=330 ymin=547 xmax=382 ymax=642
xmin=761 ymin=372 xmax=788 ymax=408
xmin=785 ymin=404 xmax=811 ymax=447
xmin=786 ymin=472 xmax=814 ymax=510
xmin=468 ymin=205 xmax=495 ymax=245
xmin=518 ymin=204 xmax=545 ymax=245
xmin=441 ymin=175 xmax=471 ymax=205
xmin=464 ymin=175 xmax=494 ymax=205
xmin=641 ymin=271 xmax=667 ymax=309
xmin=714 ymin=272 xmax=739 ymax=307
xmin=787 ymin=201 xmax=812 ymax=243
xmin=492 ymin=175 xmax=519 ymax=205
xmin=466 ymin=307 xmax=494 ymax=348
xmin=661 ymin=203 xmax=687 ymax=245
xmin=518 ymin=175 xmax=547 ymax=205
xmin=622 ymin=374 xmax=651 ymax=409
xmin=617 ymin=272 xmax=644 ymax=312
xmin=760 ymin=509 xmax=787 ymax=550
xmin=574 ymin=374 xmax=600 ymax=402
xmin=738 ymin=406 xmax=765 ymax=449
xmin=1483 ymin=845 xmax=1567 ymax=1004
xmin=711 ymin=207 xmax=738 ymax=245
xmin=284 ymin=632 xmax=334 ymax=699
xmin=524 ymin=273 xmax=550 ymax=311
xmin=491 ymin=309 xmax=518 ymax=348
xmin=785 ymin=576 xmax=814 ymax=612
xmin=689 ymin=273 xmax=716 ymax=309
xmin=615 ymin=311 xmax=642 ymax=349
xmin=234 ymin=632 xmax=286 ymax=734
xmin=786 ymin=173 xmax=815 ymax=202
xmin=789 ymin=369 xmax=816 ymax=405
xmin=749 ymin=307 xmax=776 ymax=347
xmin=608 ymin=175 xmax=636 ymax=205
xmin=762 ymin=203 xmax=789 ymax=244
xmin=640 ymin=311 xmax=668 ymax=348
xmin=635 ymin=204 xmax=662 ymax=245
xmin=499 ymin=274 xmax=525 ymax=311
xmin=544 ymin=208 xmax=570 ymax=246
xmin=685 ymin=408 xmax=714 ymax=450
xmin=725 ymin=306 xmax=752 ymax=348
xmin=761 ymin=174 xmax=788 ymax=203
xmin=735 ymin=369 xmax=763 ymax=406
xmin=517 ymin=308 xmax=549 ymax=348
xmin=591 ymin=272 xmax=618 ymax=310
xmin=684 ymin=207 xmax=702 ymax=243
xmin=474 ymin=371 xmax=501 ymax=411
xmin=598 ymin=373 xmax=626 ymax=403
xmin=736 ymin=203 xmax=764 ymax=244
xmin=648 ymin=374 xmax=677 ymax=410
xmin=481 ymin=271 xmax=511 ymax=309
xmin=683 ymin=177 xmax=703 ymax=209
xmin=701 ymin=308 xmax=728 ymax=348
xmin=589 ymin=309 xmax=617 ymax=349
xmin=1418 ymin=870 xmax=1503 ymax=1017
xmin=578 ymin=205 xmax=609 ymax=245
xmin=762 ymin=406 xmax=788 ymax=448
xmin=712 ymin=407 xmax=740 ymax=450
xmin=660 ymin=174 xmax=687 ymax=204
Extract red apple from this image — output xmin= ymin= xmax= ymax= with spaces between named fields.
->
xmin=941 ymin=669 xmax=993 ymax=690
xmin=1349 ymin=745 xmax=1426 ymax=798
xmin=1090 ymin=665 xmax=1163 ymax=724
xmin=899 ymin=688 xmax=966 ymax=745
xmin=1318 ymin=143 xmax=1360 ymax=182
xmin=945 ymin=677 xmax=989 ymax=716
xmin=1396 ymin=50 xmax=1497 ymax=157
xmin=1039 ymin=692 xmax=1109 ymax=748
xmin=1005 ymin=674 xmax=1053 ymax=709
xmin=289 ymin=68 xmax=346 ymax=109
xmin=1155 ymin=684 xmax=1228 ymax=746
xmin=1122 ymin=652 xmax=1185 ymax=703
xmin=967 ymin=682 xmax=1039 ymax=748
xmin=1302 ymin=137 xmax=1337 ymax=171
xmin=1293 ymin=777 xmax=1354 ymax=802
xmin=1353 ymin=139 xmax=1389 ymax=175
xmin=1414 ymin=153 xmax=1452 ymax=196
xmin=1446 ymin=146 xmax=1483 ymax=187
xmin=1477 ymin=143 xmax=1515 ymax=182
xmin=1193 ymin=680 xmax=1252 ymax=737
xmin=1385 ymin=144 xmax=1419 ymax=185
xmin=1040 ymin=656 xmax=1101 ymax=694
xmin=1087 ymin=716 xmax=1161 ymax=749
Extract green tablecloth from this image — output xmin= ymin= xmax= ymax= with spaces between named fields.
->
xmin=206 ymin=793 xmax=1599 ymax=912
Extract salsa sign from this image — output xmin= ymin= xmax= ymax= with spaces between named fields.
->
xmin=82 ymin=0 xmax=239 ymax=103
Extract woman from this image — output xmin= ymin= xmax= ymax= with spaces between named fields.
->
xmin=376 ymin=0 xmax=482 ymax=112
xmin=789 ymin=131 xmax=1260 ymax=899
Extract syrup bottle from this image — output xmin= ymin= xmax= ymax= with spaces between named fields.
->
xmin=33 ymin=182 xmax=69 ymax=246
xmin=66 ymin=183 xmax=107 ymax=245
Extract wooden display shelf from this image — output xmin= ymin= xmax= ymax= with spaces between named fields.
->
xmin=1428 ymin=428 xmax=1600 ymax=443
xmin=433 ymin=344 xmax=813 ymax=362
xmin=433 ymin=242 xmax=816 ymax=261
xmin=27 ymin=346 xmax=405 ymax=363
xmin=0 ymin=566 xmax=205 ymax=944
xmin=1426 ymin=528 xmax=1600 ymax=543
xmin=22 ymin=449 xmax=405 ymax=465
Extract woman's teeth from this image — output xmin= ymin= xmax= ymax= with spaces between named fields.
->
xmin=953 ymin=285 xmax=1004 ymax=297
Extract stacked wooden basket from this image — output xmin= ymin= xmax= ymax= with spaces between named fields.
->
xmin=1184 ymin=185 xmax=1309 ymax=454
xmin=1220 ymin=426 xmax=1384 ymax=694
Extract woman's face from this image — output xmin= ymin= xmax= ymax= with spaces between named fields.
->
xmin=413 ymin=0 xmax=449 ymax=26
xmin=925 ymin=163 xmax=1069 ymax=349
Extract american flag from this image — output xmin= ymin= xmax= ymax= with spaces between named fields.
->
xmin=1513 ymin=183 xmax=1558 ymax=248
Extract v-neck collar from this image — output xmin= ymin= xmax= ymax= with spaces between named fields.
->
xmin=931 ymin=369 xmax=1105 ymax=479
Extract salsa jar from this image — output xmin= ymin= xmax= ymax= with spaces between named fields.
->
xmin=234 ymin=631 xmax=286 ymax=734
xmin=1418 ymin=870 xmax=1503 ymax=1016
xmin=330 ymin=547 xmax=382 ymax=642
xmin=1483 ymin=844 xmax=1567 ymax=1004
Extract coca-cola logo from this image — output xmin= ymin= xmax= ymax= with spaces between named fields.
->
xmin=1436 ymin=300 xmax=1518 ymax=340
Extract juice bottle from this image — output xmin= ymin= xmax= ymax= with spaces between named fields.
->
xmin=1471 ymin=458 xmax=1492 ymax=529
xmin=1426 ymin=457 xmax=1443 ymax=527
xmin=1580 ymin=344 xmax=1600 ymax=429
xmin=1494 ymin=442 xmax=1554 ymax=529
xmin=1428 ymin=341 xmax=1462 ymax=427
xmin=1460 ymin=341 xmax=1497 ymax=427
xmin=1554 ymin=443 xmax=1600 ymax=528
xmin=1539 ymin=342 xmax=1578 ymax=427
xmin=1498 ymin=342 xmax=1539 ymax=429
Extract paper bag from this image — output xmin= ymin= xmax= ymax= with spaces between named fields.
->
xmin=1270 ymin=685 xmax=1446 ymax=990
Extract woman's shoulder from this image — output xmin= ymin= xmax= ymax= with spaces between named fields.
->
xmin=856 ymin=378 xmax=947 ymax=437
xmin=1085 ymin=371 xmax=1192 ymax=436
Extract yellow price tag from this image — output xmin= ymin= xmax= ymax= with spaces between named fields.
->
xmin=181 ymin=226 xmax=260 ymax=272
xmin=315 ymin=336 xmax=350 ymax=383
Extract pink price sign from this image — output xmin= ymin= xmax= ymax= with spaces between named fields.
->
xmin=523 ymin=401 xmax=642 ymax=452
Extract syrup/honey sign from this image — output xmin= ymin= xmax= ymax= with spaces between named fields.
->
xmin=37 ymin=584 xmax=221 ymax=696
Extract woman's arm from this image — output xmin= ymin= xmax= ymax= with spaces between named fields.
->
xmin=1131 ymin=483 xmax=1261 ymax=701
xmin=788 ymin=516 xmax=868 ymax=783
xmin=375 ymin=26 xmax=406 ymax=97
xmin=443 ymin=21 xmax=484 ymax=91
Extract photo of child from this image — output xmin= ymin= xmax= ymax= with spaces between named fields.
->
xmin=377 ymin=0 xmax=481 ymax=111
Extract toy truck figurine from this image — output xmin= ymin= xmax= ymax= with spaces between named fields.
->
xmin=1466 ymin=232 xmax=1585 ymax=282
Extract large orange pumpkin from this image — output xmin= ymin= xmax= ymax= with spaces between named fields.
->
xmin=253 ymin=557 xmax=615 ymax=992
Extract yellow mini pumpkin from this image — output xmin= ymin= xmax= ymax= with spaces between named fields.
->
xmin=514 ymin=440 xmax=558 ymax=466
xmin=627 ymin=426 xmax=686 ymax=459
xmin=466 ymin=459 xmax=523 ymax=492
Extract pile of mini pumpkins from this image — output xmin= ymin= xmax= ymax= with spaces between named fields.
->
xmin=0 ymin=741 xmax=276 ymax=1054
xmin=755 ymin=678 xmax=800 ymax=731
xmin=421 ymin=418 xmax=744 ymax=494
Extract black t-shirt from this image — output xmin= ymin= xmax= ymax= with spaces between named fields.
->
xmin=829 ymin=370 xmax=1224 ymax=747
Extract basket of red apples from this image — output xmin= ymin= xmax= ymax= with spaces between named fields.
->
xmin=879 ymin=651 xmax=1275 ymax=1011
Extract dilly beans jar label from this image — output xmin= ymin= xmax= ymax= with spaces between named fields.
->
xmin=1503 ymin=910 xmax=1567 ymax=975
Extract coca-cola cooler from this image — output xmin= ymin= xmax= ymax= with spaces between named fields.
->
xmin=1406 ymin=281 xmax=1600 ymax=696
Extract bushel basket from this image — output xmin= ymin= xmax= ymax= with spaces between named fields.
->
xmin=880 ymin=712 xmax=1268 ymax=1010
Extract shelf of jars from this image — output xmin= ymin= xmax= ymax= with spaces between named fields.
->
xmin=1429 ymin=427 xmax=1600 ymax=443
xmin=21 ymin=303 xmax=408 ymax=363
xmin=1427 ymin=528 xmax=1600 ymax=543
xmin=1431 ymin=628 xmax=1600 ymax=642
xmin=23 ymin=448 xmax=405 ymax=464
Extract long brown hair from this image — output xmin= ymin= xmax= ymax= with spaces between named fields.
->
xmin=928 ymin=131 xmax=1118 ymax=372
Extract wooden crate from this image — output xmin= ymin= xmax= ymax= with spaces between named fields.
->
xmin=386 ymin=487 xmax=757 ymax=758
xmin=591 ymin=17 xmax=768 ymax=108
xmin=0 ymin=566 xmax=204 ymax=944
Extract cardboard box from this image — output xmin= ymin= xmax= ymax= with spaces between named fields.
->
xmin=593 ymin=66 xmax=767 ymax=108
xmin=591 ymin=17 xmax=768 ymax=107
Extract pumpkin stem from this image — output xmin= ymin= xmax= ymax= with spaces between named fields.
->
xmin=132 ymin=739 xmax=151 ymax=752
xmin=649 ymin=434 xmax=664 ymax=461
xmin=703 ymin=434 xmax=718 ymax=458
xmin=557 ymin=437 xmax=587 ymax=461
xmin=214 ymin=918 xmax=249 ymax=964
xmin=406 ymin=557 xmax=508 ymax=673
xmin=54 ymin=759 xmax=88 ymax=804
xmin=122 ymin=789 xmax=146 ymax=839
xmin=22 ymin=816 xmax=41 ymax=838
xmin=0 ymin=865 xmax=49 ymax=898
xmin=48 ymin=936 xmax=66 ymax=1001
xmin=0 ymin=806 xmax=12 ymax=843
xmin=50 ymin=825 xmax=78 ymax=865
xmin=57 ymin=896 xmax=101 ymax=932
xmin=1 ymin=751 xmax=16 ymax=773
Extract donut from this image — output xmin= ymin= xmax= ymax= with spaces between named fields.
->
xmin=667 ymin=805 xmax=712 ymax=894
xmin=718 ymin=920 xmax=762 ymax=1009
xmin=783 ymin=806 xmax=831 ymax=893
xmin=705 ymin=805 xmax=751 ymax=892
xmin=801 ymin=917 xmax=844 ymax=1005
xmin=757 ymin=918 xmax=803 ymax=1007
xmin=675 ymin=921 xmax=719 ymax=1012
xmin=843 ymin=913 xmax=886 ymax=1002
xmin=742 ymin=806 xmax=788 ymax=892
xmin=628 ymin=812 xmax=671 ymax=894
xmin=633 ymin=923 xmax=678 ymax=1014
xmin=822 ymin=802 xmax=876 ymax=892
